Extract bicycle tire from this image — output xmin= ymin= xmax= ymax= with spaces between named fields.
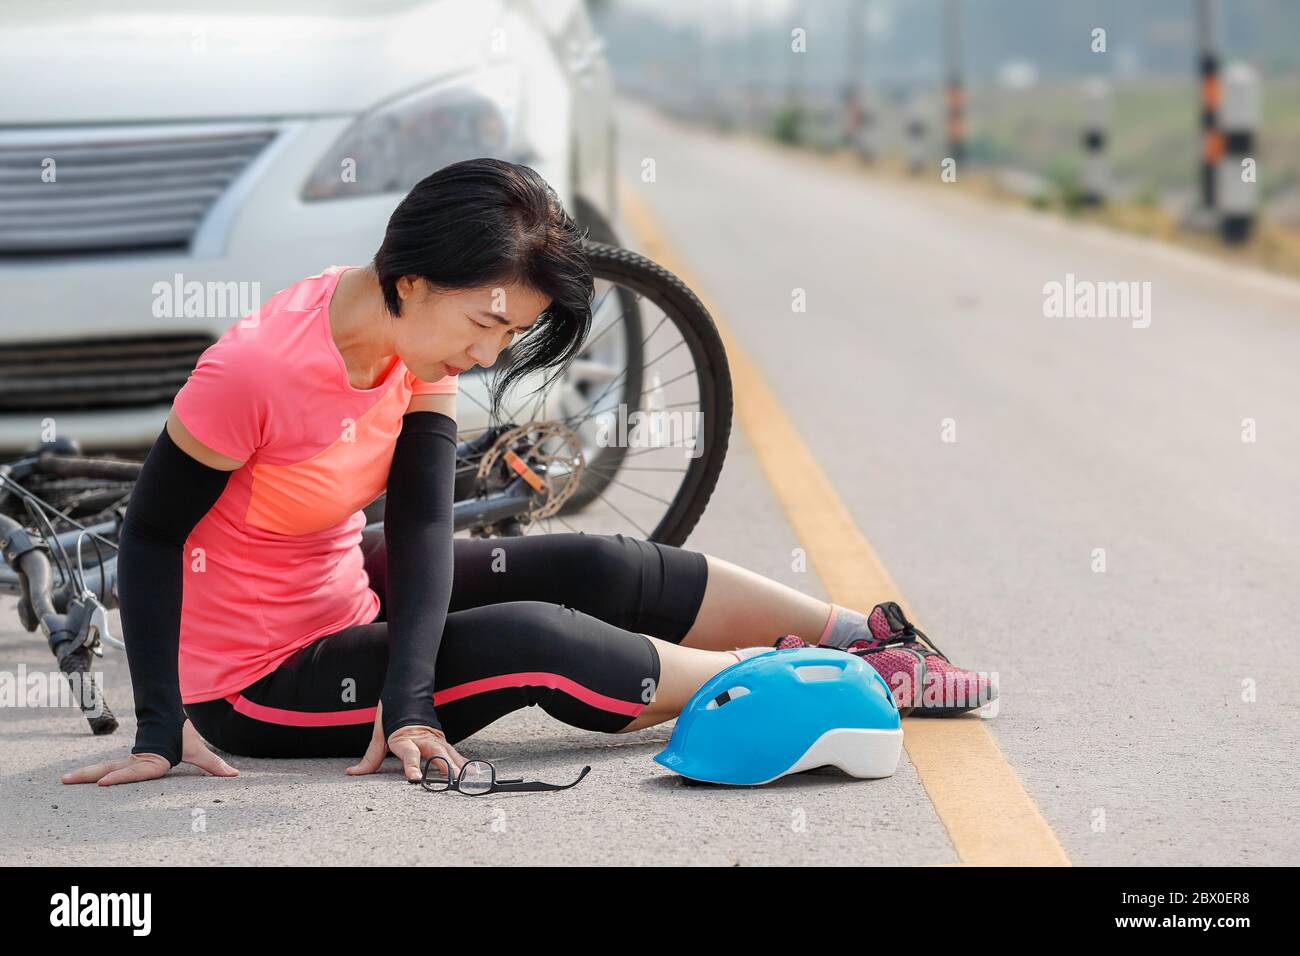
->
xmin=577 ymin=241 xmax=733 ymax=547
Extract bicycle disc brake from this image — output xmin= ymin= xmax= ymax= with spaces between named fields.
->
xmin=475 ymin=421 xmax=585 ymax=527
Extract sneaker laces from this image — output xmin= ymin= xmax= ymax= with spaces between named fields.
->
xmin=846 ymin=602 xmax=950 ymax=662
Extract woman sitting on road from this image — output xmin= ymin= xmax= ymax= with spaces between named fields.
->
xmin=63 ymin=158 xmax=994 ymax=788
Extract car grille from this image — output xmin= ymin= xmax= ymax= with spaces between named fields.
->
xmin=0 ymin=335 xmax=214 ymax=412
xmin=0 ymin=123 xmax=278 ymax=256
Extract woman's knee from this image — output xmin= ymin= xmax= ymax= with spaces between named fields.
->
xmin=509 ymin=533 xmax=707 ymax=641
xmin=466 ymin=599 xmax=597 ymax=652
xmin=439 ymin=600 xmax=660 ymax=734
xmin=553 ymin=533 xmax=648 ymax=629
xmin=582 ymin=534 xmax=709 ymax=642
xmin=519 ymin=532 xmax=638 ymax=600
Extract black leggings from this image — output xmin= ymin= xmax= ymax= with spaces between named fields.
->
xmin=183 ymin=531 xmax=710 ymax=758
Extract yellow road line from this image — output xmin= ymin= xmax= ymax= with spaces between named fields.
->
xmin=620 ymin=183 xmax=1071 ymax=867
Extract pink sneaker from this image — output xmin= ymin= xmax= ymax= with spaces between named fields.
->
xmin=773 ymin=602 xmax=996 ymax=717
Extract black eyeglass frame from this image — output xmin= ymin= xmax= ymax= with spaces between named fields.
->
xmin=411 ymin=756 xmax=591 ymax=795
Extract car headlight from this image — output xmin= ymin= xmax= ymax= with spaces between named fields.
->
xmin=302 ymin=64 xmax=530 ymax=201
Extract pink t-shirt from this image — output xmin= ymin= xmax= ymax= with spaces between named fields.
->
xmin=169 ymin=265 xmax=459 ymax=704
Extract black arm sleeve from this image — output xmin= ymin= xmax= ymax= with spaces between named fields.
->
xmin=379 ymin=410 xmax=458 ymax=740
xmin=118 ymin=425 xmax=232 ymax=768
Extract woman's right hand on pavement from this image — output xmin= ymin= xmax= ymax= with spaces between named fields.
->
xmin=61 ymin=719 xmax=239 ymax=786
xmin=346 ymin=700 xmax=466 ymax=782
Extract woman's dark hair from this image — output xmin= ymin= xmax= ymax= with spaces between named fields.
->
xmin=371 ymin=157 xmax=594 ymax=424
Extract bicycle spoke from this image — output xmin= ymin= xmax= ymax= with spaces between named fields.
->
xmin=561 ymin=311 xmax=674 ymax=427
xmin=581 ymin=485 xmax=652 ymax=540
xmin=619 ymin=444 xmax=698 ymax=460
xmin=524 ymin=371 xmax=551 ymax=423
xmin=562 ymin=367 xmax=700 ymax=435
xmin=562 ymin=339 xmax=696 ymax=433
xmin=579 ymin=287 xmax=639 ymax=355
xmin=585 ymin=464 xmax=691 ymax=475
xmin=565 ymin=357 xmax=624 ymax=384
xmin=548 ymin=511 xmax=583 ymax=534
xmin=456 ymin=381 xmax=494 ymax=420
xmin=575 ymin=467 xmax=677 ymax=508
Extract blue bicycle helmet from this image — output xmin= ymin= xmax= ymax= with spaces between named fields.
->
xmin=653 ymin=647 xmax=903 ymax=785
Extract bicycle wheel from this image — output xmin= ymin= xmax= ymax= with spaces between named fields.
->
xmin=453 ymin=240 xmax=733 ymax=547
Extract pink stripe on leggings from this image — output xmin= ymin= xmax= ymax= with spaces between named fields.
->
xmin=226 ymin=693 xmax=376 ymax=727
xmin=434 ymin=672 xmax=645 ymax=717
xmin=224 ymin=670 xmax=645 ymax=727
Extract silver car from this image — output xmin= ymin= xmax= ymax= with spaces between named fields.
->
xmin=0 ymin=0 xmax=619 ymax=455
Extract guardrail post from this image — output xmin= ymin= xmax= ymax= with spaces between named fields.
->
xmin=905 ymin=97 xmax=928 ymax=175
xmin=1218 ymin=62 xmax=1260 ymax=244
xmin=1080 ymin=78 xmax=1108 ymax=206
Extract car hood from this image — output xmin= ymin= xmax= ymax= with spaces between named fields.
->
xmin=0 ymin=0 xmax=508 ymax=124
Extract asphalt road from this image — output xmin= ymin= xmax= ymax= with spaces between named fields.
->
xmin=2 ymin=99 xmax=1296 ymax=866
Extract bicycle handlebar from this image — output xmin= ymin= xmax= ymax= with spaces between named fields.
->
xmin=0 ymin=513 xmax=118 ymax=734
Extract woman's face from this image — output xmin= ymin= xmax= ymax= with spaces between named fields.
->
xmin=393 ymin=277 xmax=550 ymax=382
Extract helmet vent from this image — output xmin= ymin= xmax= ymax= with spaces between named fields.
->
xmin=705 ymin=685 xmax=751 ymax=709
xmin=794 ymin=664 xmax=844 ymax=682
